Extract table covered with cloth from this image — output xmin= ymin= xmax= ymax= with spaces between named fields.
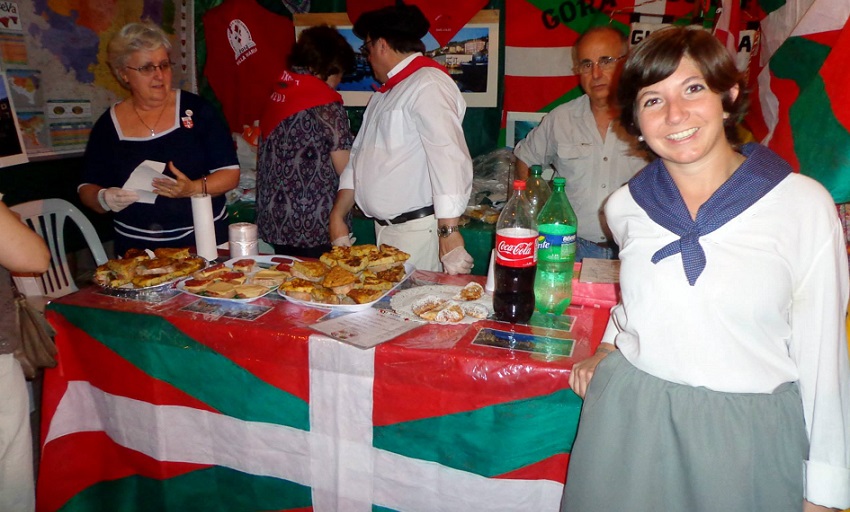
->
xmin=35 ymin=268 xmax=616 ymax=512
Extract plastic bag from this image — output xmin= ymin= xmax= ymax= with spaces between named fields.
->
xmin=469 ymin=148 xmax=514 ymax=207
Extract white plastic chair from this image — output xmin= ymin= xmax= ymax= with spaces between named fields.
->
xmin=10 ymin=198 xmax=108 ymax=298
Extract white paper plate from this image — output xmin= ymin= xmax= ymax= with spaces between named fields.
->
xmin=278 ymin=262 xmax=414 ymax=312
xmin=390 ymin=284 xmax=493 ymax=324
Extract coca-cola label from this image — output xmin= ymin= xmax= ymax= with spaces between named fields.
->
xmin=496 ymin=232 xmax=538 ymax=268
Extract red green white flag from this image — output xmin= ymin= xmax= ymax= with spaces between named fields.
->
xmin=38 ymin=302 xmax=582 ymax=511
xmin=747 ymin=0 xmax=850 ymax=202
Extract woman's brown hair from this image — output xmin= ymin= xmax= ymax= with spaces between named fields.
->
xmin=288 ymin=24 xmax=356 ymax=81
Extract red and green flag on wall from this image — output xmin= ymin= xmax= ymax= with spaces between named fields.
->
xmin=747 ymin=0 xmax=850 ymax=202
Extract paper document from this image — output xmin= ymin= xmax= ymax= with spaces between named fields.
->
xmin=311 ymin=309 xmax=420 ymax=349
xmin=123 ymin=160 xmax=174 ymax=204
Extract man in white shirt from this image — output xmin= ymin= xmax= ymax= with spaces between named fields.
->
xmin=513 ymin=26 xmax=649 ymax=261
xmin=330 ymin=3 xmax=473 ymax=274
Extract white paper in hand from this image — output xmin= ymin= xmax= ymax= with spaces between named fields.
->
xmin=123 ymin=160 xmax=173 ymax=204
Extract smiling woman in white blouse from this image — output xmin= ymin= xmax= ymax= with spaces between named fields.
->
xmin=564 ymin=26 xmax=850 ymax=512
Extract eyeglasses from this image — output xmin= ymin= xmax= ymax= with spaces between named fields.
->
xmin=125 ymin=61 xmax=174 ymax=76
xmin=576 ymin=55 xmax=625 ymax=75
xmin=359 ymin=39 xmax=374 ymax=56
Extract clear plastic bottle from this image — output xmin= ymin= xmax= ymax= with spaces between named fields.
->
xmin=493 ymin=180 xmax=538 ymax=324
xmin=525 ymin=165 xmax=551 ymax=219
xmin=534 ymin=177 xmax=577 ymax=314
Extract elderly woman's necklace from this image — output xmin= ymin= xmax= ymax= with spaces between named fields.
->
xmin=132 ymin=99 xmax=168 ymax=137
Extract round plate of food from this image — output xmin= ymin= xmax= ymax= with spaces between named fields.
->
xmin=175 ymin=254 xmax=301 ymax=303
xmin=176 ymin=279 xmax=277 ymax=303
xmin=390 ymin=282 xmax=493 ymax=324
xmin=277 ymin=261 xmax=414 ymax=312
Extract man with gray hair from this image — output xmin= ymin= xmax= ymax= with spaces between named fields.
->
xmin=513 ymin=26 xmax=648 ymax=261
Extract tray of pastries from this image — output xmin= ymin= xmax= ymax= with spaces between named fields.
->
xmin=277 ymin=244 xmax=412 ymax=311
xmin=93 ymin=247 xmax=207 ymax=290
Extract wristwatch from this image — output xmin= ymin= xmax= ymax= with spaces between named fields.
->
xmin=437 ymin=225 xmax=459 ymax=238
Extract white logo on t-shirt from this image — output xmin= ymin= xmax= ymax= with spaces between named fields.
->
xmin=227 ymin=19 xmax=257 ymax=64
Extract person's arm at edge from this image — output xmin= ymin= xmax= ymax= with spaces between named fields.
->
xmin=790 ymin=206 xmax=850 ymax=510
xmin=79 ymin=183 xmax=107 ymax=214
xmin=0 ymin=202 xmax=50 ymax=273
xmin=569 ymin=341 xmax=616 ymax=399
xmin=437 ymin=216 xmax=465 ymax=261
xmin=330 ymin=188 xmax=355 ymax=243
xmin=409 ymin=75 xmax=471 ymax=263
xmin=330 ymin=149 xmax=350 ymax=177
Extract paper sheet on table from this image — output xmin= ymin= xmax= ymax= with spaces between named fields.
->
xmin=579 ymin=258 xmax=620 ymax=283
xmin=311 ymin=309 xmax=419 ymax=349
xmin=122 ymin=160 xmax=174 ymax=204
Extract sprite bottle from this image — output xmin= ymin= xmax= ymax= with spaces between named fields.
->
xmin=534 ymin=177 xmax=577 ymax=314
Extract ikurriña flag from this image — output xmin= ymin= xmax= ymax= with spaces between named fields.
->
xmin=748 ymin=0 xmax=850 ymax=202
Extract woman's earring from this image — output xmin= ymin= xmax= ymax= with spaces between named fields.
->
xmin=722 ymin=112 xmax=730 ymax=119
xmin=637 ymin=135 xmax=644 ymax=142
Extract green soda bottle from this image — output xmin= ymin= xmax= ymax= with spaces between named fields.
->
xmin=534 ymin=177 xmax=577 ymax=314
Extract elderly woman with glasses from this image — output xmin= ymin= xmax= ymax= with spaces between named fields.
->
xmin=79 ymin=22 xmax=239 ymax=256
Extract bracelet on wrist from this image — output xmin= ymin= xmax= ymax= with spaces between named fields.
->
xmin=596 ymin=345 xmax=615 ymax=355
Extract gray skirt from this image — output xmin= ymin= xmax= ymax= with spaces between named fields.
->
xmin=562 ymin=350 xmax=808 ymax=512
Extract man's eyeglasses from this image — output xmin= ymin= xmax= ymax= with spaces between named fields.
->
xmin=576 ymin=55 xmax=625 ymax=75
xmin=126 ymin=61 xmax=174 ymax=76
xmin=359 ymin=39 xmax=374 ymax=56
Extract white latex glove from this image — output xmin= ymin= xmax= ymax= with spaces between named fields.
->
xmin=332 ymin=233 xmax=356 ymax=247
xmin=98 ymin=188 xmax=139 ymax=212
xmin=441 ymin=246 xmax=474 ymax=275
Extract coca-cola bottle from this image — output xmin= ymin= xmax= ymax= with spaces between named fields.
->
xmin=493 ymin=180 xmax=538 ymax=323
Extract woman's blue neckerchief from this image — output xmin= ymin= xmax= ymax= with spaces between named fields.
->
xmin=628 ymin=142 xmax=792 ymax=285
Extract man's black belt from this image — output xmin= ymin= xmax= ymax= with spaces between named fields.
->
xmin=373 ymin=205 xmax=435 ymax=226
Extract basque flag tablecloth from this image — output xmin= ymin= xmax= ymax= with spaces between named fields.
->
xmin=36 ymin=280 xmax=612 ymax=512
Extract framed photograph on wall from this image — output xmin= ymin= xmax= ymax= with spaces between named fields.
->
xmin=505 ymin=111 xmax=546 ymax=149
xmin=294 ymin=11 xmax=500 ymax=107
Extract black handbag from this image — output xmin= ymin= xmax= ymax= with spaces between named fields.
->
xmin=12 ymin=284 xmax=57 ymax=380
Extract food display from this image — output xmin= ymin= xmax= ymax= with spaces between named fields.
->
xmin=278 ymin=244 xmax=411 ymax=308
xmin=94 ymin=247 xmax=206 ymax=289
xmin=390 ymin=282 xmax=493 ymax=323
xmin=464 ymin=205 xmax=501 ymax=224
xmin=177 ymin=255 xmax=299 ymax=302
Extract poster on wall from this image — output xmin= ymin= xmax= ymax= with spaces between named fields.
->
xmin=294 ymin=11 xmax=500 ymax=108
xmin=0 ymin=0 xmax=195 ymax=160
xmin=0 ymin=71 xmax=29 ymax=167
xmin=505 ymin=111 xmax=545 ymax=148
